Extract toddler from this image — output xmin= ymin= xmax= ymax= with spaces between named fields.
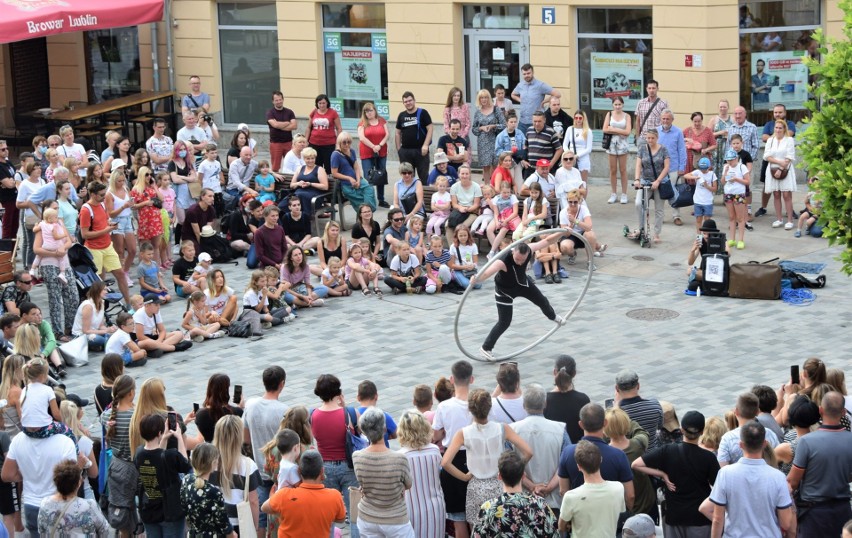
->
xmin=263 ymin=266 xmax=291 ymax=310
xmin=192 ymin=252 xmax=213 ymax=289
xmin=129 ymin=294 xmax=145 ymax=314
xmin=795 ymin=177 xmax=822 ymax=237
xmin=321 ymin=256 xmax=350 ymax=297
xmin=255 ymin=160 xmax=277 ymax=204
xmin=471 ymin=185 xmax=495 ymax=236
xmin=20 ymin=358 xmax=78 ymax=450
xmin=405 ymin=214 xmax=426 ymax=263
xmin=182 ymin=291 xmax=225 ymax=342
xmin=30 ymin=208 xmax=70 ymax=284
xmin=426 ymin=176 xmax=452 ymax=235
xmin=413 ymin=384 xmax=435 ymax=423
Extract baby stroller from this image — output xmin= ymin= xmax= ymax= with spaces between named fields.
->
xmin=623 ymin=185 xmax=653 ymax=248
xmin=67 ymin=243 xmax=126 ymax=324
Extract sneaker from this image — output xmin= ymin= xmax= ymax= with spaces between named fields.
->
xmin=304 ymin=248 xmax=316 ymax=256
xmin=479 ymin=347 xmax=497 ymax=362
xmin=124 ymin=273 xmax=134 ymax=287
xmin=544 ymin=274 xmax=554 ymax=284
xmin=684 ymin=289 xmax=697 ymax=296
xmin=607 ymin=193 xmax=617 ymax=204
xmin=486 ymin=251 xmax=495 ymax=260
xmin=727 ymin=239 xmax=736 ymax=246
xmin=792 ymin=211 xmax=799 ymax=220
xmin=211 ymin=330 xmax=226 ymax=339
xmin=737 ymin=241 xmax=745 ymax=250
xmin=392 ymin=287 xmax=400 ymax=295
xmin=174 ymin=341 xmax=193 ymax=352
xmin=557 ymin=267 xmax=569 ymax=279
xmin=620 ymin=193 xmax=629 ymax=204
xmin=771 ymin=220 xmax=784 ymax=228
xmin=261 ymin=321 xmax=273 ymax=329
xmin=567 ymin=256 xmax=576 ymax=265
xmin=378 ymin=201 xmax=391 ymax=208
xmin=784 ymin=222 xmax=794 ymax=230
xmin=794 ymin=229 xmax=802 ymax=238
xmin=192 ymin=335 xmax=205 ymax=343
xmin=554 ymin=315 xmax=567 ymax=326
xmin=311 ymin=299 xmax=325 ymax=307
xmin=412 ymin=286 xmax=422 ymax=294
xmin=172 ymin=244 xmax=180 ymax=255
xmin=745 ymin=222 xmax=754 ymax=231
xmin=588 ymin=261 xmax=597 ymax=271
xmin=755 ymin=207 xmax=768 ymax=217
xmin=285 ymin=313 xmax=296 ymax=323
xmin=552 ymin=273 xmax=562 ymax=284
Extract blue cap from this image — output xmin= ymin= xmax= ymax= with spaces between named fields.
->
xmin=724 ymin=149 xmax=738 ymax=161
xmin=698 ymin=157 xmax=711 ymax=170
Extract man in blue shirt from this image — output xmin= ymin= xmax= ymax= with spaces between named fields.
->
xmin=511 ymin=64 xmax=561 ymax=135
xmin=181 ymin=75 xmax=211 ymax=114
xmin=656 ymin=110 xmax=687 ymax=225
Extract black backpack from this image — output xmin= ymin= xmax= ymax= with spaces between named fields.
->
xmin=199 ymin=233 xmax=239 ymax=263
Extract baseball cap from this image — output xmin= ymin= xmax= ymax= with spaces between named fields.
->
xmin=198 ymin=252 xmax=212 ymax=263
xmin=111 ymin=158 xmax=127 ymax=171
xmin=724 ymin=149 xmax=738 ymax=161
xmin=681 ymin=410 xmax=705 ymax=434
xmin=698 ymin=157 xmax=712 ymax=170
xmin=615 ymin=370 xmax=639 ymax=391
xmin=535 ymin=159 xmax=551 ymax=168
xmin=622 ymin=514 xmax=656 ymax=537
xmin=143 ymin=295 xmax=163 ymax=305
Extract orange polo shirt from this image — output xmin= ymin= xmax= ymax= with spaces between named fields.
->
xmin=269 ymin=482 xmax=346 ymax=538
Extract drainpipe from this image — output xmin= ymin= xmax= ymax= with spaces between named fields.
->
xmin=151 ymin=21 xmax=160 ymax=92
xmin=165 ymin=0 xmax=176 ymax=94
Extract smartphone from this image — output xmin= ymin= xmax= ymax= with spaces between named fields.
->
xmin=233 ymin=385 xmax=243 ymax=405
xmin=167 ymin=411 xmax=177 ymax=431
xmin=605 ymin=398 xmax=614 ymax=409
xmin=791 ymin=365 xmax=800 ymax=385
xmin=193 ymin=402 xmax=200 ymax=413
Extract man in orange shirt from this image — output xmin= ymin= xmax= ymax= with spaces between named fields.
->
xmin=262 ymin=449 xmax=346 ymax=538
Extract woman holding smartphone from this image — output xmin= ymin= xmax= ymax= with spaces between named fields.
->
xmin=186 ymin=373 xmax=244 ymax=443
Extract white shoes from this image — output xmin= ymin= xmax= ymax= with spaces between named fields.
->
xmin=620 ymin=193 xmax=629 ymax=204
xmin=607 ymin=193 xmax=618 ymax=204
xmin=479 ymin=347 xmax=497 ymax=362
xmin=784 ymin=222 xmax=794 ymax=230
xmin=554 ymin=315 xmax=567 ymax=326
xmin=772 ymin=220 xmax=783 ymax=228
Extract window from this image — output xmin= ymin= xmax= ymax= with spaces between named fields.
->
xmin=218 ymin=3 xmax=280 ymax=124
xmin=86 ymin=28 xmax=140 ymax=103
xmin=322 ymin=4 xmax=388 ymax=129
xmin=739 ymin=0 xmax=820 ymax=124
xmin=462 ymin=5 xmax=530 ymax=30
xmin=576 ymin=8 xmax=653 ymax=131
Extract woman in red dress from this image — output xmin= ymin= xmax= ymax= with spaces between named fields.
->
xmin=130 ymin=166 xmax=167 ymax=268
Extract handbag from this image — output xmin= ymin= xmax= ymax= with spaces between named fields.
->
xmin=728 ymin=262 xmax=781 ymax=300
xmin=366 ymin=156 xmax=387 ymax=186
xmin=227 ymin=320 xmax=252 ymax=338
xmin=399 ymin=181 xmax=419 ymax=215
xmin=348 ymin=486 xmax=362 ymax=523
xmin=343 ymin=406 xmax=368 ymax=468
xmin=98 ymin=421 xmax=113 ymax=496
xmin=236 ymin=463 xmax=257 ymax=538
xmin=601 ymin=133 xmax=613 ymax=151
xmin=188 ymin=179 xmax=203 ymax=199
xmin=447 ymin=209 xmax=469 ymax=228
xmin=58 ymin=334 xmax=89 ymax=367
xmin=770 ymin=164 xmax=790 ymax=179
xmin=670 ymin=176 xmax=696 ymax=209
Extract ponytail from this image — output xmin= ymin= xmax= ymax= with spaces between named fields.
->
xmin=554 ymin=354 xmax=577 ymax=391
xmin=555 ymin=366 xmax=574 ymax=391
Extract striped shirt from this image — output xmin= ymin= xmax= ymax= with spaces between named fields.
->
xmin=525 ymin=125 xmax=561 ymax=162
xmin=100 ymin=408 xmax=134 ymax=461
xmin=425 ymin=249 xmax=452 ymax=266
xmin=727 ymin=120 xmax=760 ymax=161
xmin=352 ymin=450 xmax=413 ymax=525
xmin=618 ymin=396 xmax=664 ymax=450
xmin=399 ymin=445 xmax=446 ymax=538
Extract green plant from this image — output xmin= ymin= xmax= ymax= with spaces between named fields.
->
xmin=801 ymin=6 xmax=852 ymax=275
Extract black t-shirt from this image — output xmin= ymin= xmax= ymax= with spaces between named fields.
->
xmin=396 ymin=108 xmax=432 ymax=148
xmin=352 ymin=220 xmax=381 ymax=250
xmin=0 ymin=160 xmax=16 ymax=203
xmin=281 ymin=212 xmax=311 ymax=243
xmin=736 ymin=149 xmax=753 ymax=167
xmin=544 ymin=390 xmax=591 ymax=443
xmin=95 ymin=383 xmax=113 ymax=415
xmin=134 ymin=447 xmax=192 ymax=523
xmin=195 ymin=405 xmax=243 ymax=442
xmin=227 ymin=147 xmax=240 ymax=161
xmin=172 ymin=256 xmax=198 ymax=287
xmin=641 ymin=442 xmax=719 ymax=526
xmin=495 ymin=250 xmax=531 ymax=291
xmin=544 ymin=109 xmax=573 ymax=142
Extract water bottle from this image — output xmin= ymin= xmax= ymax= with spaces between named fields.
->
xmin=405 ymin=279 xmax=413 ymax=295
xmin=696 ymin=287 xmax=701 ymax=298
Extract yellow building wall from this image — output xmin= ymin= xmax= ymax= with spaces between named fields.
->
xmin=172 ymin=0 xmax=220 ymax=112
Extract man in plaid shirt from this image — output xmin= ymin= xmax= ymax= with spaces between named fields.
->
xmin=634 ymin=80 xmax=669 ymax=147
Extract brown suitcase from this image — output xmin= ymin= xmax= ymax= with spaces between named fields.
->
xmin=728 ymin=263 xmax=781 ymax=299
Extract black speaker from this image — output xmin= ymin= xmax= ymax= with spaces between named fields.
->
xmin=706 ymin=232 xmax=727 ymax=255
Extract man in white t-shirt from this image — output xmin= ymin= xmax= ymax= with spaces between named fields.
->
xmin=176 ymin=112 xmax=209 ymax=160
xmin=554 ymin=151 xmax=587 ymax=212
xmin=2 ymin=431 xmax=78 ymax=535
xmin=133 ymin=296 xmax=190 ymax=355
xmin=243 ymin=365 xmax=289 ymax=535
xmin=146 ymin=118 xmax=174 ymax=173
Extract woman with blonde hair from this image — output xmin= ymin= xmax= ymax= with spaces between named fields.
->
xmin=130 ymin=165 xmax=165 ymax=266
xmin=563 ymin=110 xmax=592 ymax=183
xmin=764 ymin=119 xmax=797 ymax=229
xmin=129 ymin=377 xmax=194 ymax=454
xmin=59 ymin=400 xmax=98 ymax=499
xmin=0 ymin=354 xmax=26 ymax=436
xmin=472 ymin=88 xmax=505 ymax=182
xmin=212 ymin=415 xmax=260 ymax=534
xmin=11 ymin=324 xmax=42 ymax=360
xmin=398 ymin=410 xmax=445 ymax=538
xmin=699 ymin=416 xmax=728 ymax=453
xmin=311 ymin=219 xmax=347 ymax=276
xmin=106 ymin=168 xmax=138 ymax=287
xmin=604 ymin=407 xmax=655 ymax=520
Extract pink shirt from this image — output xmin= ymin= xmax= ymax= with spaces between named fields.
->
xmin=443 ymin=104 xmax=472 ymax=139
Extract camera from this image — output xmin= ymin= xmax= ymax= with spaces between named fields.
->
xmin=203 ymin=114 xmax=213 ymax=124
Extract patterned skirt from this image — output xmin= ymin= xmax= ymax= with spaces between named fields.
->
xmin=465 ymin=476 xmax=501 ymax=525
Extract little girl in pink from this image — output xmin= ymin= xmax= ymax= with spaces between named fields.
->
xmin=426 ymin=176 xmax=452 ymax=235
xmin=30 ymin=207 xmax=70 ymax=284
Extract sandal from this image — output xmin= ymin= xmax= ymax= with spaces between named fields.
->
xmin=362 ymin=288 xmax=373 ymax=297
xmin=373 ymin=287 xmax=383 ymax=298
xmin=342 ymin=288 xmax=351 ymax=296
xmin=626 ymin=232 xmax=640 ymax=239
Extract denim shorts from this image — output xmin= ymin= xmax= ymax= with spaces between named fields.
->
xmin=111 ymin=215 xmax=136 ymax=235
xmin=693 ymin=204 xmax=713 ymax=217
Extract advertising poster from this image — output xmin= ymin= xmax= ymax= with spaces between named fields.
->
xmin=750 ymin=51 xmax=809 ymax=111
xmin=333 ymin=47 xmax=381 ymax=101
xmin=590 ymin=52 xmax=644 ymax=111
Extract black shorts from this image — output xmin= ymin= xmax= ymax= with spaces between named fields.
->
xmin=561 ymin=234 xmax=584 ymax=248
xmin=0 ymin=481 xmax=21 ymax=515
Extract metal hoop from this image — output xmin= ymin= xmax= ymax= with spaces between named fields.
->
xmin=453 ymin=227 xmax=595 ymax=362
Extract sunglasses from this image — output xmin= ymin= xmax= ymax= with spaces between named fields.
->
xmin=563 ymin=157 xmax=574 ymax=162
xmin=401 ymin=171 xmax=413 ymax=176
xmin=574 ymin=116 xmax=583 ymax=120
xmin=18 ymin=279 xmax=33 ymax=284
xmin=568 ymin=201 xmax=580 ymax=205
xmin=392 ymin=217 xmax=405 ymax=222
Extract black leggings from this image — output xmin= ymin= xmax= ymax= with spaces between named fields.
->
xmin=385 ymin=275 xmax=427 ymax=292
xmin=483 ymin=278 xmax=556 ymax=351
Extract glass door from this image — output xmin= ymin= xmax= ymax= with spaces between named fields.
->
xmin=467 ymin=33 xmax=528 ymax=97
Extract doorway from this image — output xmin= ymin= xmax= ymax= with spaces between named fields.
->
xmin=465 ymin=32 xmax=529 ymax=99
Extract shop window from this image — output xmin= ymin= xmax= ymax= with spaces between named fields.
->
xmin=86 ymin=28 xmax=140 ymax=103
xmin=322 ymin=4 xmax=388 ymax=129
xmin=218 ymin=2 xmax=280 ymax=124
xmin=577 ymin=8 xmax=653 ymax=131
xmin=739 ymin=0 xmax=819 ymax=125
xmin=462 ymin=5 xmax=529 ymax=30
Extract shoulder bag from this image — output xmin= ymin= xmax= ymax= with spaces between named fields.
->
xmin=601 ymin=115 xmax=613 ymax=150
xmin=236 ymin=461 xmax=257 ymax=538
xmin=649 ymin=149 xmax=674 ymax=200
xmin=638 ymin=98 xmax=660 ymax=137
xmin=399 ymin=180 xmax=419 ymax=215
xmin=58 ymin=334 xmax=89 ymax=367
xmin=366 ymin=155 xmax=387 ymax=186
xmin=343 ymin=406 xmax=368 ymax=468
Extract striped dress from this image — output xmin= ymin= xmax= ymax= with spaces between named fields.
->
xmin=352 ymin=449 xmax=413 ymax=526
xmin=399 ymin=444 xmax=446 ymax=538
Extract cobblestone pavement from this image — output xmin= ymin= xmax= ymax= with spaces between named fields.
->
xmin=26 ymin=176 xmax=851 ymax=442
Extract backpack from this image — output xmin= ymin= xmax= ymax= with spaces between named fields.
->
xmin=199 ymin=233 xmax=239 ymax=264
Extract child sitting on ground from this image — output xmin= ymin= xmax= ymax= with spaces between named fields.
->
xmin=137 ymin=242 xmax=172 ymax=303
xmin=427 ymin=176 xmax=452 ymax=235
xmin=358 ymin=237 xmax=384 ymax=281
xmin=405 ymin=214 xmax=426 ymax=263
xmin=262 ymin=266 xmax=292 ymax=311
xmin=424 ymin=234 xmax=455 ymax=295
xmin=244 ymin=270 xmax=293 ymax=329
xmin=182 ymin=291 xmax=225 ymax=342
xmin=192 ymin=253 xmax=213 ymax=290
xmin=20 ymin=357 xmax=78 ymax=449
xmin=795 ymin=176 xmax=822 ymax=237
xmin=321 ymin=256 xmax=350 ymax=297
xmin=105 ymin=312 xmax=148 ymax=366
xmin=386 ymin=242 xmax=426 ymax=295
xmin=30 ymin=207 xmax=70 ymax=284
xmin=346 ymin=243 xmax=382 ymax=297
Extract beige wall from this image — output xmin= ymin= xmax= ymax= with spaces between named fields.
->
xmin=173 ymin=1 xmax=219 ymax=112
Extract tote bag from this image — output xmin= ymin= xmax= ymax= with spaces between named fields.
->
xmin=236 ymin=464 xmax=257 ymax=538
